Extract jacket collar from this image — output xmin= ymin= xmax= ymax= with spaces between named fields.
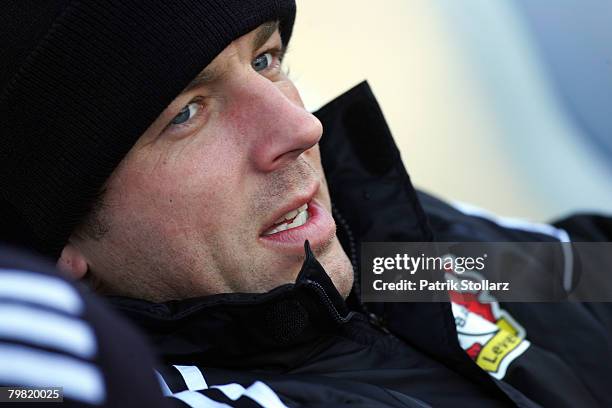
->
xmin=316 ymin=81 xmax=434 ymax=245
xmin=108 ymin=242 xmax=352 ymax=368
xmin=316 ymin=82 xmax=468 ymax=364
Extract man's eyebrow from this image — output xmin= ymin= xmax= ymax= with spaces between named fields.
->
xmin=183 ymin=66 xmax=222 ymax=93
xmin=252 ymin=20 xmax=279 ymax=52
xmin=182 ymin=21 xmax=280 ymax=93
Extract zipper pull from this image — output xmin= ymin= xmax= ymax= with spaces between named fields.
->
xmin=368 ymin=312 xmax=390 ymax=334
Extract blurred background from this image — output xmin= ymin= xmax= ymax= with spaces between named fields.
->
xmin=285 ymin=0 xmax=612 ymax=222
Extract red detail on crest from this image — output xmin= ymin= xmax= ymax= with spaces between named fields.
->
xmin=449 ymin=291 xmax=495 ymax=323
xmin=466 ymin=342 xmax=483 ymax=360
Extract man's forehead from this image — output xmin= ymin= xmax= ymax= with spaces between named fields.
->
xmin=183 ymin=21 xmax=280 ymax=93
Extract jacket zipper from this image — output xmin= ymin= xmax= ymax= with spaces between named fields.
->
xmin=332 ymin=204 xmax=389 ymax=333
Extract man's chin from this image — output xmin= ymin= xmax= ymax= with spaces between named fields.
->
xmin=313 ymin=238 xmax=354 ymax=299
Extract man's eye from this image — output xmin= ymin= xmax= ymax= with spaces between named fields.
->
xmin=171 ymin=102 xmax=200 ymax=125
xmin=252 ymin=52 xmax=273 ymax=72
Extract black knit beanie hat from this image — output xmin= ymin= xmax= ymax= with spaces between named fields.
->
xmin=0 ymin=0 xmax=296 ymax=258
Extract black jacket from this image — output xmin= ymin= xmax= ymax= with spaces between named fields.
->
xmin=111 ymin=82 xmax=612 ymax=407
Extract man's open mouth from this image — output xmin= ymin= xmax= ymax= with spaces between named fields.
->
xmin=262 ymin=204 xmax=309 ymax=236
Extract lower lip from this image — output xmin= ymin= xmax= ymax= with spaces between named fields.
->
xmin=258 ymin=200 xmax=336 ymax=254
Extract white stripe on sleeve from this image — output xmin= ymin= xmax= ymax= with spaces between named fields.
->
xmin=0 ymin=303 xmax=96 ymax=358
xmin=212 ymin=381 xmax=287 ymax=408
xmin=171 ymin=390 xmax=231 ymax=407
xmin=174 ymin=365 xmax=208 ymax=391
xmin=0 ymin=270 xmax=83 ymax=314
xmin=211 ymin=383 xmax=246 ymax=400
xmin=155 ymin=370 xmax=173 ymax=396
xmin=452 ymin=201 xmax=571 ymax=241
xmin=452 ymin=201 xmax=574 ymax=291
xmin=0 ymin=343 xmax=105 ymax=405
xmin=242 ymin=381 xmax=288 ymax=408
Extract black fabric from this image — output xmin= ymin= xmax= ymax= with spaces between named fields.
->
xmin=316 ymin=82 xmax=433 ymax=245
xmin=0 ymin=0 xmax=296 ymax=258
xmin=110 ymin=242 xmax=351 ymax=369
xmin=554 ymin=213 xmax=612 ymax=242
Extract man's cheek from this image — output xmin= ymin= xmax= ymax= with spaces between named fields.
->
xmin=305 ymin=145 xmax=333 ymax=209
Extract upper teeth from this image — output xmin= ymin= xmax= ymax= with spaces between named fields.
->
xmin=263 ymin=204 xmax=309 ymax=236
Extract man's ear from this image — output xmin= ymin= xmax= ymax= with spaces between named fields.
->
xmin=57 ymin=243 xmax=89 ymax=280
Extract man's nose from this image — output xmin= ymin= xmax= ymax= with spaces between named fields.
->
xmin=237 ymin=76 xmax=323 ymax=172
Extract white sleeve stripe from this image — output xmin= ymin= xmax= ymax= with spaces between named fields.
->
xmin=211 ymin=383 xmax=246 ymax=400
xmin=452 ymin=201 xmax=574 ymax=291
xmin=0 ymin=342 xmax=105 ymax=405
xmin=171 ymin=390 xmax=232 ymax=407
xmin=212 ymin=382 xmax=287 ymax=407
xmin=0 ymin=303 xmax=96 ymax=358
xmin=451 ymin=201 xmax=570 ymax=241
xmin=165 ymin=365 xmax=286 ymax=408
xmin=155 ymin=370 xmax=173 ymax=396
xmin=0 ymin=270 xmax=83 ymax=314
xmin=241 ymin=381 xmax=288 ymax=408
xmin=174 ymin=365 xmax=208 ymax=391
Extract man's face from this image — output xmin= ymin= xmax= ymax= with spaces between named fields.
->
xmin=69 ymin=22 xmax=354 ymax=302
